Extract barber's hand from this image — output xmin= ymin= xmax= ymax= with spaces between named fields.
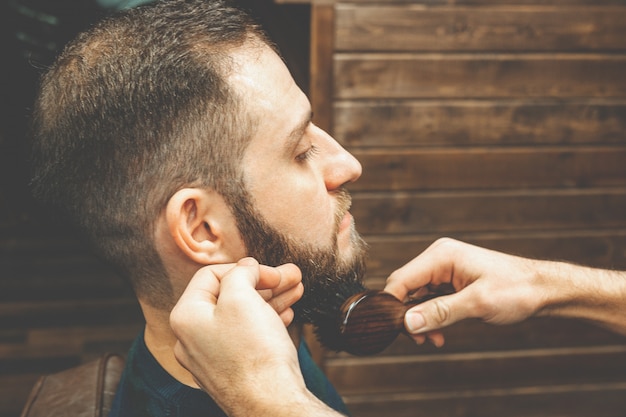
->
xmin=384 ymin=238 xmax=542 ymax=347
xmin=170 ymin=258 xmax=341 ymax=417
xmin=170 ymin=258 xmax=303 ymax=396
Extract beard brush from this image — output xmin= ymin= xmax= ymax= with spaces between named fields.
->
xmin=294 ymin=275 xmax=446 ymax=356
xmin=292 ymin=276 xmax=367 ymax=352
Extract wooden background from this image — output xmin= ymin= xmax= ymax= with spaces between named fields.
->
xmin=304 ymin=0 xmax=626 ymax=416
xmin=2 ymin=0 xmax=626 ymax=416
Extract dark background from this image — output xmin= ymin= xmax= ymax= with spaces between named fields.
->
xmin=0 ymin=1 xmax=309 ymax=415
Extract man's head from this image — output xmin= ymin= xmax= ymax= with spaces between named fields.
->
xmin=32 ymin=0 xmax=266 ymax=307
xmin=222 ymin=44 xmax=368 ymax=327
xmin=31 ymin=0 xmax=367 ymax=327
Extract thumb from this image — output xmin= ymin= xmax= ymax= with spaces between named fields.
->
xmin=218 ymin=258 xmax=263 ymax=298
xmin=404 ymin=291 xmax=475 ymax=334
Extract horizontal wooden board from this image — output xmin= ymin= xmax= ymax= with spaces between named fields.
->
xmin=335 ymin=318 xmax=626 ymax=356
xmin=334 ymin=54 xmax=626 ymax=99
xmin=0 ymin=299 xmax=143 ymax=329
xmin=0 ymin=234 xmax=132 ymax=301
xmin=343 ymin=383 xmax=626 ymax=417
xmin=26 ymin=325 xmax=139 ymax=349
xmin=362 ymin=230 xmax=626 ymax=278
xmin=325 ymin=345 xmax=626 ymax=394
xmin=0 ymin=272 xmax=131 ymax=302
xmin=0 ymin=374 xmax=42 ymax=414
xmin=0 ymin=326 xmax=139 ymax=362
xmin=327 ymin=0 xmax=626 ymax=4
xmin=279 ymin=0 xmax=626 ymax=4
xmin=351 ymin=146 xmax=626 ymax=191
xmin=350 ymin=188 xmax=626 ymax=235
xmin=0 ymin=352 xmax=80 ymax=375
xmin=336 ymin=6 xmax=626 ymax=52
xmin=322 ymin=318 xmax=626 ymax=359
xmin=333 ymin=99 xmax=626 ymax=147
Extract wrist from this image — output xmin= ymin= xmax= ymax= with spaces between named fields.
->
xmin=532 ymin=259 xmax=573 ymax=316
xmin=209 ymin=359 xmax=341 ymax=417
xmin=534 ymin=260 xmax=626 ymax=333
xmin=228 ymin=384 xmax=340 ymax=417
xmin=533 ymin=259 xmax=599 ymax=318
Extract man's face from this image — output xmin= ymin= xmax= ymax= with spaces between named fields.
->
xmin=226 ymin=43 xmax=367 ymax=343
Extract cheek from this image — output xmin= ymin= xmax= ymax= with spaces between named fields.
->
xmin=253 ymin=177 xmax=335 ymax=243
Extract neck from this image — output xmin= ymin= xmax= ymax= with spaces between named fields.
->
xmin=140 ymin=301 xmax=302 ymax=388
xmin=142 ymin=304 xmax=199 ymax=387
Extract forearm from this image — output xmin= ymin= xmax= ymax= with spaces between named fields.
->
xmin=535 ymin=260 xmax=626 ymax=334
xmin=387 ymin=238 xmax=626 ymax=337
xmin=199 ymin=355 xmax=343 ymax=417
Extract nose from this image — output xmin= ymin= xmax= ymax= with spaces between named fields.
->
xmin=315 ymin=126 xmax=362 ymax=190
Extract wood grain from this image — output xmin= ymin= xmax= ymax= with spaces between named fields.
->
xmin=318 ymin=1 xmax=626 ymax=416
xmin=351 ymin=146 xmax=626 ymax=191
xmin=324 ymin=0 xmax=626 ymax=4
xmin=333 ymin=99 xmax=626 ymax=147
xmin=351 ymin=189 xmax=626 ymax=235
xmin=310 ymin=4 xmax=335 ymax=132
xmin=325 ymin=345 xmax=626 ymax=394
xmin=336 ymin=6 xmax=626 ymax=52
xmin=334 ymin=54 xmax=626 ymax=99
xmin=362 ymin=231 xmax=626 ymax=279
xmin=341 ymin=318 xmax=626 ymax=356
xmin=343 ymin=384 xmax=626 ymax=417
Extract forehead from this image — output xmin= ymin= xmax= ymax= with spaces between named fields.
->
xmin=228 ymin=43 xmax=311 ymax=149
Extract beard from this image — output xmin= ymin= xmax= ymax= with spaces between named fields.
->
xmin=226 ymin=185 xmax=368 ymax=351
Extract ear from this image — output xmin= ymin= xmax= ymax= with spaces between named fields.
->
xmin=165 ymin=188 xmax=241 ymax=265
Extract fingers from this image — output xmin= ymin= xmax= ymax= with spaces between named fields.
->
xmin=174 ymin=258 xmax=303 ymax=332
xmin=267 ymin=283 xmax=304 ymax=319
xmin=408 ymin=331 xmax=445 ymax=348
xmin=170 ymin=258 xmax=305 ymax=404
xmin=176 ymin=262 xmax=235 ymax=305
xmin=256 ymin=263 xmax=301 ymax=290
xmin=384 ymin=238 xmax=460 ymax=301
xmin=254 ymin=262 xmax=303 ymax=323
xmin=265 ymin=263 xmax=304 ymax=309
xmin=278 ymin=308 xmax=295 ymax=327
xmin=170 ymin=264 xmax=228 ymax=335
xmin=171 ymin=259 xmax=275 ymax=340
xmin=404 ymin=289 xmax=478 ymax=334
xmin=217 ymin=258 xmax=276 ymax=308
xmin=215 ymin=259 xmax=303 ymax=327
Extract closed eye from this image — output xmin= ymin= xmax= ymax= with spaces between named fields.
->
xmin=295 ymin=144 xmax=320 ymax=162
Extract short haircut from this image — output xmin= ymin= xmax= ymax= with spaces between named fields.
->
xmin=31 ymin=0 xmax=272 ymax=308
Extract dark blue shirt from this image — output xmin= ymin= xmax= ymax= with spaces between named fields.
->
xmin=108 ymin=331 xmax=350 ymax=416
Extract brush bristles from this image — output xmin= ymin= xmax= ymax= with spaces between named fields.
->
xmin=293 ymin=278 xmax=367 ymax=352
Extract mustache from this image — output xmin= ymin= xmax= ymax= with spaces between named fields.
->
xmin=333 ymin=188 xmax=352 ymax=231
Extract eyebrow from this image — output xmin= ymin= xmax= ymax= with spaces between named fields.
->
xmin=284 ymin=111 xmax=313 ymax=154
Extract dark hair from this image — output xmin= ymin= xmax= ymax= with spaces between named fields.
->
xmin=30 ymin=0 xmax=271 ymax=307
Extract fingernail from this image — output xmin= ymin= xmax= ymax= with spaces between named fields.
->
xmin=405 ymin=311 xmax=426 ymax=333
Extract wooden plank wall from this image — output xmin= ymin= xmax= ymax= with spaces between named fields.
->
xmin=309 ymin=1 xmax=626 ymax=416
xmin=0 ymin=228 xmax=144 ymax=417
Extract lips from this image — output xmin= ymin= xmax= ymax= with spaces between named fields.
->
xmin=334 ymin=188 xmax=353 ymax=234
xmin=339 ymin=211 xmax=353 ymax=232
